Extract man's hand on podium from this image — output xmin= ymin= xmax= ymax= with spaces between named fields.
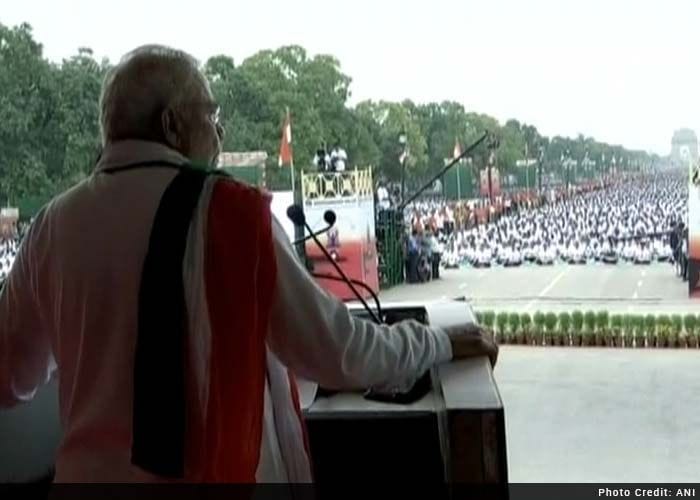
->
xmin=444 ymin=324 xmax=499 ymax=368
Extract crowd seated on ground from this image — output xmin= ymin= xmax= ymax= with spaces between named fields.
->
xmin=404 ymin=174 xmax=686 ymax=270
xmin=0 ymin=237 xmax=19 ymax=283
xmin=0 ymin=220 xmax=30 ymax=284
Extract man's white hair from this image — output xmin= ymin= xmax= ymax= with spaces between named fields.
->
xmin=99 ymin=44 xmax=206 ymax=144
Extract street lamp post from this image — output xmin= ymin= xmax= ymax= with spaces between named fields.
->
xmin=399 ymin=131 xmax=408 ymax=204
xmin=611 ymin=156 xmax=617 ymax=178
xmin=466 ymin=157 xmax=473 ymax=198
xmin=486 ymin=135 xmax=500 ymax=204
xmin=538 ymin=144 xmax=545 ymax=194
xmin=564 ymin=149 xmax=571 ymax=192
xmin=524 ymin=142 xmax=530 ymax=193
xmin=517 ymin=145 xmax=540 ymax=197
xmin=581 ymin=149 xmax=594 ymax=182
xmin=488 ymin=155 xmax=493 ymax=203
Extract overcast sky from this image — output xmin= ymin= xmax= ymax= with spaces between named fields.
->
xmin=3 ymin=0 xmax=698 ymax=154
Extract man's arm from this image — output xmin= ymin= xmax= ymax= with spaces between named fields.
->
xmin=266 ymin=217 xmax=453 ymax=392
xmin=0 ymin=218 xmax=53 ymax=408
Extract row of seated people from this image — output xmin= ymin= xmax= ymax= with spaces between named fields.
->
xmin=439 ymin=173 xmax=685 ymax=268
xmin=442 ymin=237 xmax=671 ymax=268
xmin=0 ymin=237 xmax=19 ymax=281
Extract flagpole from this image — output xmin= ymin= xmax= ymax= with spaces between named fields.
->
xmin=525 ymin=142 xmax=530 ymax=194
xmin=454 ymin=138 xmax=462 ymax=201
xmin=285 ymin=107 xmax=305 ymax=260
xmin=287 ymin=107 xmax=296 ymax=196
xmin=291 ymin=149 xmax=303 ymax=256
xmin=290 ymin=156 xmax=296 ymax=194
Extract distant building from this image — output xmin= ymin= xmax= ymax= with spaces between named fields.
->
xmin=671 ymin=129 xmax=698 ymax=165
xmin=217 ymin=151 xmax=268 ymax=187
xmin=0 ymin=207 xmax=18 ymax=238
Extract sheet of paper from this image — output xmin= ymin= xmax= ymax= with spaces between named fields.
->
xmin=296 ymin=377 xmax=318 ymax=410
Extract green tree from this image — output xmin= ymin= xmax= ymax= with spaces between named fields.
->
xmin=52 ymin=48 xmax=107 ymax=188
xmin=0 ymin=24 xmax=108 ymax=211
xmin=416 ymin=101 xmax=471 ymax=177
xmin=354 ymin=100 xmax=427 ymax=183
xmin=0 ymin=24 xmax=661 ymax=203
xmin=0 ymin=22 xmax=54 ymax=203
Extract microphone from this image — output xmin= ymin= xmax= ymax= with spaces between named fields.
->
xmin=287 ymin=204 xmax=306 ymax=226
xmin=323 ymin=210 xmax=337 ymax=226
xmin=287 ymin=204 xmax=381 ymax=324
xmin=292 ymin=210 xmax=337 ymax=245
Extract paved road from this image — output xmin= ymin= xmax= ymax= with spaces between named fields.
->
xmin=496 ymin=347 xmax=700 ymax=482
xmin=379 ymin=264 xmax=700 ymax=482
xmin=379 ymin=263 xmax=696 ymax=314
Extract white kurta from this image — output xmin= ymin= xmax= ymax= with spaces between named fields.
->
xmin=0 ymin=140 xmax=453 ymax=482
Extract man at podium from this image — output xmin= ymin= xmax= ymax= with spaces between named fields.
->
xmin=0 ymin=45 xmax=497 ymax=483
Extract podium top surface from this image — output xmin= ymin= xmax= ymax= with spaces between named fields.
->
xmin=304 ymin=390 xmax=438 ymax=417
xmin=304 ymin=301 xmax=502 ymax=415
xmin=438 ymin=357 xmax=503 ymax=411
xmin=304 ymin=357 xmax=503 ymax=417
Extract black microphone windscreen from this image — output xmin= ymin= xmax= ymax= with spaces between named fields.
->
xmin=323 ymin=210 xmax=337 ymax=226
xmin=287 ymin=204 xmax=306 ymax=226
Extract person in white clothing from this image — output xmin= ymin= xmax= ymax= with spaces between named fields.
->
xmin=634 ymin=241 xmax=652 ymax=264
xmin=330 ymin=145 xmax=347 ymax=172
xmin=0 ymin=45 xmax=496 ymax=483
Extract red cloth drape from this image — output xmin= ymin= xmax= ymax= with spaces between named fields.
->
xmin=203 ymin=179 xmax=277 ymax=482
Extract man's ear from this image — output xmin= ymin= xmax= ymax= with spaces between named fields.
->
xmin=161 ymin=108 xmax=181 ymax=149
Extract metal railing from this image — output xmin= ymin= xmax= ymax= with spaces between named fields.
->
xmin=376 ymin=208 xmax=405 ymax=289
xmin=301 ymin=169 xmax=374 ymax=203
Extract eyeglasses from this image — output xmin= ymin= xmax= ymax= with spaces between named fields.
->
xmin=209 ymin=105 xmax=221 ymax=126
xmin=179 ymin=101 xmax=221 ymax=125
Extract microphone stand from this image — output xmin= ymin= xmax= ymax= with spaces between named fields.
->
xmin=312 ymin=272 xmax=383 ymax=319
xmin=398 ymin=132 xmax=490 ymax=212
xmin=294 ymin=225 xmax=331 ymax=245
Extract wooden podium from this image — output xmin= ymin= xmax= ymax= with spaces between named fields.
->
xmin=302 ymin=301 xmax=509 ymax=498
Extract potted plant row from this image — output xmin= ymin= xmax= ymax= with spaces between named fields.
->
xmin=477 ymin=309 xmax=700 ymax=349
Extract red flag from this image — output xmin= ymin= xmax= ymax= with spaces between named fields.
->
xmin=278 ymin=110 xmax=293 ymax=167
